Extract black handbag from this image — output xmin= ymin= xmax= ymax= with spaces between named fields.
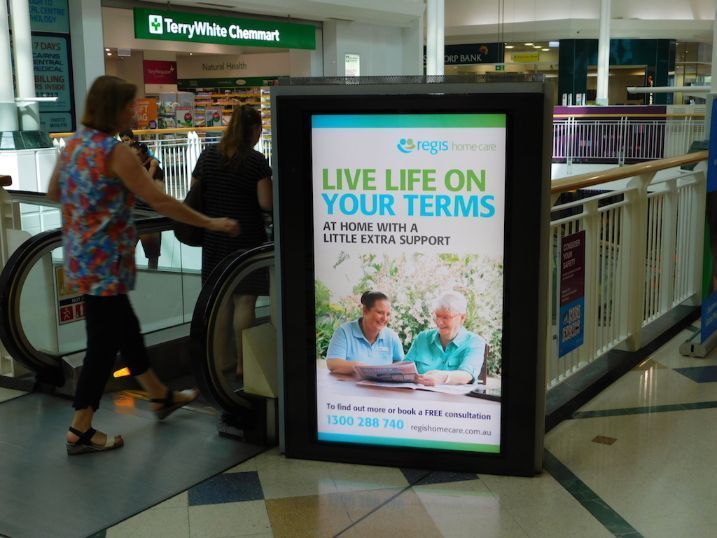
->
xmin=174 ymin=179 xmax=204 ymax=247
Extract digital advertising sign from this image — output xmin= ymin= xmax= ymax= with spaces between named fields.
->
xmin=275 ymin=81 xmax=550 ymax=475
xmin=312 ymin=114 xmax=505 ymax=453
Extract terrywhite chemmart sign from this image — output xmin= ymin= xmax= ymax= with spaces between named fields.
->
xmin=134 ymin=8 xmax=316 ymax=49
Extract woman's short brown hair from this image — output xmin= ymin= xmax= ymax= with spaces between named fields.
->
xmin=81 ymin=76 xmax=136 ymax=133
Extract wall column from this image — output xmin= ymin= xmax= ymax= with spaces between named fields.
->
xmin=68 ymin=0 xmax=104 ymax=126
xmin=596 ymin=0 xmax=611 ymax=105
xmin=322 ymin=19 xmax=422 ymax=77
xmin=425 ymin=0 xmax=444 ymax=76
xmin=9 ymin=0 xmax=39 ymax=129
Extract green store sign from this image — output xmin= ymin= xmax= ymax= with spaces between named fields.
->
xmin=133 ymin=8 xmax=316 ymax=50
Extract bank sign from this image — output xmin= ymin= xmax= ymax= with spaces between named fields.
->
xmin=133 ymin=8 xmax=316 ymax=50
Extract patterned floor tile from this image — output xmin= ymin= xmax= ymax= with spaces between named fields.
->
xmin=335 ymin=488 xmax=404 ymax=522
xmin=674 ymin=365 xmax=717 ymax=383
xmin=632 ymin=358 xmax=667 ymax=370
xmin=413 ymin=477 xmax=493 ymax=497
xmin=329 ymin=463 xmax=409 ymax=492
xmin=415 ymin=488 xmax=527 ymax=538
xmin=265 ymin=493 xmax=353 ymax=537
xmin=106 ymin=506 xmax=189 ymax=538
xmin=258 ymin=461 xmax=339 ymax=499
xmin=338 ymin=488 xmax=443 ymax=537
xmin=188 ymin=472 xmax=263 ymax=506
xmin=591 ymin=435 xmax=617 ymax=445
xmin=0 ymin=388 xmax=26 ymax=404
xmin=188 ymin=500 xmax=271 ymax=538
xmin=399 ymin=467 xmax=432 ymax=484
xmin=576 ymin=367 xmax=717 ymax=411
xmin=413 ymin=470 xmax=480 ymax=486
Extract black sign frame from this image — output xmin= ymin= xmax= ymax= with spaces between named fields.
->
xmin=273 ymin=82 xmax=550 ymax=476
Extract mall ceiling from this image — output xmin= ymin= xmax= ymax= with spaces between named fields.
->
xmin=139 ymin=0 xmax=424 ymax=26
xmin=136 ymin=0 xmax=715 ymax=44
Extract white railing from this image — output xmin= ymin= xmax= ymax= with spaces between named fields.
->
xmin=552 ymin=115 xmax=704 ymax=165
xmin=546 ymin=152 xmax=707 ymax=389
xmin=50 ymin=116 xmax=703 ymax=197
xmin=50 ymin=126 xmax=273 ymax=200
xmin=40 ymin=131 xmax=712 ymax=396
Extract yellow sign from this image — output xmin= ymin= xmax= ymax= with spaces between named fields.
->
xmin=512 ymin=52 xmax=540 ymax=63
xmin=54 ymin=265 xmax=86 ymax=325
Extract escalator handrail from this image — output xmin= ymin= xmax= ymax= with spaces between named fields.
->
xmin=190 ymin=242 xmax=275 ymax=414
xmin=0 ymin=215 xmax=175 ymax=383
xmin=4 ymin=190 xmax=59 ymax=206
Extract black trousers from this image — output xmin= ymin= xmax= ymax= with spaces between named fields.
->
xmin=73 ymin=294 xmax=150 ymax=411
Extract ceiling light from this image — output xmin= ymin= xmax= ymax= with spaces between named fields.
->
xmin=525 ymin=42 xmax=533 ymax=46
xmin=105 ymin=48 xmax=110 ymax=52
xmin=542 ymin=48 xmax=550 ymax=52
xmin=505 ymin=45 xmax=514 ymax=49
xmin=106 ymin=52 xmax=112 ymax=56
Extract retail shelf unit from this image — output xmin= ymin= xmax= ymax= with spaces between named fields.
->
xmin=260 ymin=88 xmax=272 ymax=164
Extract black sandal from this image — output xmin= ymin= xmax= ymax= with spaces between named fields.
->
xmin=66 ymin=427 xmax=124 ymax=456
xmin=150 ymin=388 xmax=199 ymax=420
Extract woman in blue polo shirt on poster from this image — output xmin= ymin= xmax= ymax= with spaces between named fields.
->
xmin=326 ymin=291 xmax=404 ymax=374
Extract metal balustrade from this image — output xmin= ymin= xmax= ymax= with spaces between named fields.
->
xmin=552 ymin=116 xmax=704 ymax=165
xmin=51 ymin=113 xmax=704 ymax=188
xmin=546 ymin=152 xmax=708 ymax=389
xmin=37 ymin=132 xmax=713 ymax=397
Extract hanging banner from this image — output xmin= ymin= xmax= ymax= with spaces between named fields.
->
xmin=312 ymin=114 xmax=506 ymax=453
xmin=558 ymin=230 xmax=585 ymax=356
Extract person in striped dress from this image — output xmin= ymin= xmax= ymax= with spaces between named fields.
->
xmin=191 ymin=105 xmax=273 ymax=379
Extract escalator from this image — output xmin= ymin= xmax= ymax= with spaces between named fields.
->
xmin=0 ymin=190 xmax=277 ymax=443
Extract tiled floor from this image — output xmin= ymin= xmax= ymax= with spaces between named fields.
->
xmin=4 ymin=324 xmax=716 ymax=537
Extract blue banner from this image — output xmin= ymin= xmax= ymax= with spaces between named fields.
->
xmin=559 ymin=297 xmax=585 ymax=356
xmin=701 ymin=99 xmax=717 ymax=342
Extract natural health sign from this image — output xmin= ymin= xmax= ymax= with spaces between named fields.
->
xmin=133 ymin=8 xmax=316 ymax=49
xmin=312 ymin=114 xmax=505 ymax=453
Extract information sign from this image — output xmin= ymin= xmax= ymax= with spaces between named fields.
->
xmin=558 ymin=230 xmax=585 ymax=357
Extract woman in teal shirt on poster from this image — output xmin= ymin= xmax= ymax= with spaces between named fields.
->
xmin=405 ymin=291 xmax=486 ymax=386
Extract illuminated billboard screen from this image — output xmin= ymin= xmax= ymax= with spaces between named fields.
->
xmin=312 ymin=114 xmax=505 ymax=453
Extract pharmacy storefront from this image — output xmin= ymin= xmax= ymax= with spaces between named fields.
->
xmin=104 ymin=7 xmax=319 ymax=93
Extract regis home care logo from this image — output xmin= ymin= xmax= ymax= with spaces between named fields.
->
xmin=397 ymin=137 xmax=448 ymax=155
